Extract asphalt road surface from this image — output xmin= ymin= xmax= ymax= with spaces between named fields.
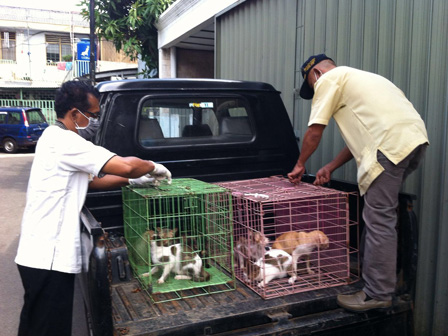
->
xmin=0 ymin=151 xmax=89 ymax=336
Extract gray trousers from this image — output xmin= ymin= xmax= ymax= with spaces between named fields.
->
xmin=362 ymin=144 xmax=427 ymax=301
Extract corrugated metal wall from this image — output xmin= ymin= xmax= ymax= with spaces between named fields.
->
xmin=216 ymin=0 xmax=448 ymax=334
xmin=215 ymin=0 xmax=298 ymax=120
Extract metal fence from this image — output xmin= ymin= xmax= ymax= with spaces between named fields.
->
xmin=0 ymin=99 xmax=56 ymax=124
xmin=74 ymin=60 xmax=90 ymax=78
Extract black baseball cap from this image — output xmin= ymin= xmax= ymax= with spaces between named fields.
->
xmin=299 ymin=54 xmax=333 ymax=100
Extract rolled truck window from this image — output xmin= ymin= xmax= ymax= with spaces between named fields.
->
xmin=137 ymin=96 xmax=254 ymax=147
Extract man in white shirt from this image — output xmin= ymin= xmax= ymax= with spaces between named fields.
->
xmin=15 ymin=80 xmax=172 ymax=336
xmin=289 ymin=54 xmax=428 ymax=312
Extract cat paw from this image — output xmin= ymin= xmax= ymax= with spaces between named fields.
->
xmin=307 ymin=269 xmax=315 ymax=275
xmin=142 ymin=272 xmax=150 ymax=278
xmin=288 ymin=276 xmax=296 ymax=284
xmin=257 ymin=282 xmax=265 ymax=288
xmin=157 ymin=278 xmax=165 ymax=284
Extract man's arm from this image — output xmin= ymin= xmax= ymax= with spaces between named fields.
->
xmin=314 ymin=146 xmax=353 ymax=185
xmin=89 ymin=156 xmax=155 ymax=190
xmin=288 ymin=124 xmax=326 ymax=184
xmin=89 ymin=156 xmax=171 ymax=189
xmin=100 ymin=156 xmax=155 ymax=178
xmin=89 ymin=175 xmax=129 ymax=190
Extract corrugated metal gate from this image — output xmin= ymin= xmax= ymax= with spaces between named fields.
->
xmin=216 ymin=0 xmax=448 ymax=334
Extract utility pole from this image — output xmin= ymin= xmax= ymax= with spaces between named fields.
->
xmin=89 ymin=0 xmax=96 ymax=84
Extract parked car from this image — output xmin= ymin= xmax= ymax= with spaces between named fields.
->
xmin=0 ymin=107 xmax=49 ymax=153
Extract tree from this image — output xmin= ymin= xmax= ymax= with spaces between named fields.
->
xmin=80 ymin=0 xmax=174 ymax=77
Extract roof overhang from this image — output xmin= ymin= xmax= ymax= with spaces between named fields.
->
xmin=156 ymin=0 xmax=244 ymax=51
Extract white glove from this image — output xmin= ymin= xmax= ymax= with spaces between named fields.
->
xmin=148 ymin=162 xmax=172 ymax=184
xmin=128 ymin=175 xmax=158 ymax=187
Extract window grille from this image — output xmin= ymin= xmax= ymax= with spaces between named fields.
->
xmin=1 ymin=31 xmax=16 ymax=61
xmin=45 ymin=34 xmax=72 ymax=63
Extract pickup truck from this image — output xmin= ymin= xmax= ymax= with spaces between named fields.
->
xmin=79 ymin=79 xmax=417 ymax=336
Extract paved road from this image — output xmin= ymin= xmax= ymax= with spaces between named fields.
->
xmin=0 ymin=151 xmax=89 ymax=336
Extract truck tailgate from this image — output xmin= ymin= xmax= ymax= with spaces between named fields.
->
xmin=111 ymin=279 xmax=413 ymax=336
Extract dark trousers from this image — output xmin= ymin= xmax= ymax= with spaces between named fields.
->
xmin=17 ymin=265 xmax=75 ymax=336
xmin=362 ymin=145 xmax=427 ymax=301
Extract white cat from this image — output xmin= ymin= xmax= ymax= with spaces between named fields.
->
xmin=244 ymin=248 xmax=297 ymax=288
xmin=141 ymin=228 xmax=210 ymax=284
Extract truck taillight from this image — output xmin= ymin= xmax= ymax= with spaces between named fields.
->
xmin=22 ymin=111 xmax=29 ymax=127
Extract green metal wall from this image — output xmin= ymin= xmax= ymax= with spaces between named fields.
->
xmin=216 ymin=0 xmax=448 ymax=334
xmin=215 ymin=0 xmax=298 ymax=120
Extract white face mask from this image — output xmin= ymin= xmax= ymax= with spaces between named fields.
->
xmin=74 ymin=110 xmax=100 ymax=140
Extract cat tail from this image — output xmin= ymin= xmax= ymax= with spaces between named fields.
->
xmin=193 ymin=268 xmax=211 ymax=282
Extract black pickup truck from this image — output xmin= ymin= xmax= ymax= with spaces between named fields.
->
xmin=79 ymin=79 xmax=417 ymax=336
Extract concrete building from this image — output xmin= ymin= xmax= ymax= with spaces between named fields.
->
xmin=0 ymin=5 xmax=138 ymax=122
xmin=156 ymin=0 xmax=239 ymax=79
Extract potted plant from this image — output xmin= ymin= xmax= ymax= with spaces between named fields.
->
xmin=62 ymin=55 xmax=73 ymax=62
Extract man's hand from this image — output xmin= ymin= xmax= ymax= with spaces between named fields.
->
xmin=288 ymin=124 xmax=326 ymax=185
xmin=313 ymin=146 xmax=353 ymax=186
xmin=314 ymin=166 xmax=331 ymax=185
xmin=288 ymin=163 xmax=306 ymax=184
xmin=149 ymin=162 xmax=172 ymax=184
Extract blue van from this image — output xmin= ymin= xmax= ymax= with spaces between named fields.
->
xmin=0 ymin=107 xmax=49 ymax=153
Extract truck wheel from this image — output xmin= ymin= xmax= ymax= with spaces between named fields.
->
xmin=2 ymin=138 xmax=18 ymax=153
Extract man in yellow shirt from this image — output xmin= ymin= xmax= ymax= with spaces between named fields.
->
xmin=289 ymin=54 xmax=429 ymax=312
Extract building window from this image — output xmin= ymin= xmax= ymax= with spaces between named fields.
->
xmin=46 ymin=34 xmax=72 ymax=64
xmin=0 ymin=32 xmax=16 ymax=61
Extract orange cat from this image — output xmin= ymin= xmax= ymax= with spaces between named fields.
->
xmin=272 ymin=230 xmax=329 ymax=275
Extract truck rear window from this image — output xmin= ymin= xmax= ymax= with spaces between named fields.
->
xmin=138 ymin=97 xmax=254 ymax=147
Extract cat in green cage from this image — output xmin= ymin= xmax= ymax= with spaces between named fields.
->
xmin=137 ymin=227 xmax=211 ymax=283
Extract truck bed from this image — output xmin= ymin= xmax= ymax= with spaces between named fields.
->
xmin=111 ymin=277 xmax=413 ymax=336
xmin=81 ymin=182 xmax=417 ymax=336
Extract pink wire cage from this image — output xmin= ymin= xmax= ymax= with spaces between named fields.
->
xmin=217 ymin=176 xmax=360 ymax=299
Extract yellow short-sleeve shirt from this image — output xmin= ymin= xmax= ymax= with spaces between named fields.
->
xmin=309 ymin=66 xmax=428 ymax=195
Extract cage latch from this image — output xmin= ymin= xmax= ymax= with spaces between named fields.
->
xmin=267 ymin=311 xmax=292 ymax=324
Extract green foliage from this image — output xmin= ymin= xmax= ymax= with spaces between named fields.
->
xmin=79 ymin=0 xmax=174 ymax=77
xmin=62 ymin=55 xmax=73 ymax=62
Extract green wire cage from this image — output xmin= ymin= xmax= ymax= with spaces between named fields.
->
xmin=122 ymin=178 xmax=235 ymax=303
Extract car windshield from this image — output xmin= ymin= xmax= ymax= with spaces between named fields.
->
xmin=26 ymin=110 xmax=47 ymax=124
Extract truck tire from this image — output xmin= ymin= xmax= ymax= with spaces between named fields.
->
xmin=2 ymin=138 xmax=18 ymax=153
